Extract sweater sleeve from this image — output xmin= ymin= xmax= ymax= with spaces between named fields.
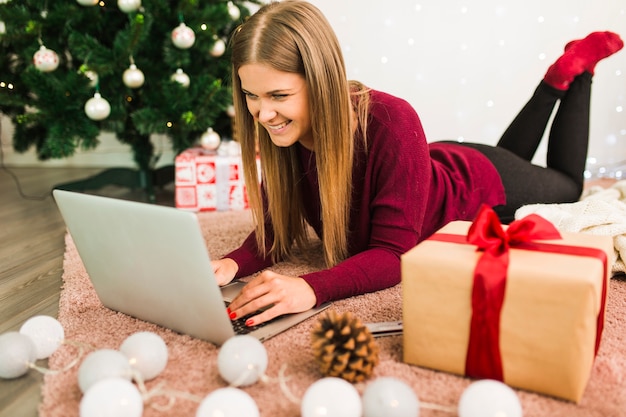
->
xmin=302 ymin=92 xmax=432 ymax=306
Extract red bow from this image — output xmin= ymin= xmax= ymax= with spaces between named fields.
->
xmin=464 ymin=205 xmax=562 ymax=380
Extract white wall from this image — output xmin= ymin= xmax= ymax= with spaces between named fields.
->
xmin=310 ymin=0 xmax=626 ymax=177
xmin=3 ymin=0 xmax=626 ymax=177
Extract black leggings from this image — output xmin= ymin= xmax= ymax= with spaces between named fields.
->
xmin=459 ymin=72 xmax=592 ymax=223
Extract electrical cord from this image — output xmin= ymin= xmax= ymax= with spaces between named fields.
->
xmin=0 ymin=116 xmax=50 ymax=201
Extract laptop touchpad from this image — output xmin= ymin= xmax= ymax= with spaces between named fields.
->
xmin=221 ymin=281 xmax=245 ymax=303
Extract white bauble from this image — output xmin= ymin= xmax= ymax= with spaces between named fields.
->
xmin=226 ymin=104 xmax=236 ymax=118
xmin=33 ymin=45 xmax=59 ymax=72
xmin=118 ymin=0 xmax=141 ymax=13
xmin=83 ymin=70 xmax=99 ymax=87
xmin=119 ymin=332 xmax=168 ymax=381
xmin=77 ymin=0 xmax=99 ymax=5
xmin=210 ymin=38 xmax=226 ymax=58
xmin=196 ymin=387 xmax=259 ymax=417
xmin=78 ymin=349 xmax=132 ymax=393
xmin=362 ymin=377 xmax=420 ymax=417
xmin=19 ymin=315 xmax=65 ymax=360
xmin=0 ymin=332 xmax=37 ymax=379
xmin=80 ymin=377 xmax=143 ymax=417
xmin=84 ymin=93 xmax=111 ymax=121
xmin=227 ymin=2 xmax=241 ymax=20
xmin=122 ymin=64 xmax=145 ymax=89
xmin=458 ymin=380 xmax=522 ymax=417
xmin=199 ymin=127 xmax=221 ymax=151
xmin=171 ymin=23 xmax=195 ymax=49
xmin=171 ymin=68 xmax=190 ymax=88
xmin=301 ymin=377 xmax=362 ymax=417
xmin=217 ymin=335 xmax=267 ymax=386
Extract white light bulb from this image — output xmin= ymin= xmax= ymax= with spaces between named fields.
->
xmin=119 ymin=332 xmax=168 ymax=381
xmin=458 ymin=380 xmax=522 ymax=417
xmin=362 ymin=377 xmax=420 ymax=417
xmin=0 ymin=332 xmax=37 ymax=379
xmin=80 ymin=377 xmax=143 ymax=417
xmin=78 ymin=349 xmax=132 ymax=393
xmin=217 ymin=335 xmax=267 ymax=386
xmin=301 ymin=377 xmax=362 ymax=417
xmin=19 ymin=315 xmax=65 ymax=359
xmin=196 ymin=387 xmax=259 ymax=417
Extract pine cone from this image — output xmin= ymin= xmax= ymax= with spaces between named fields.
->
xmin=311 ymin=310 xmax=380 ymax=383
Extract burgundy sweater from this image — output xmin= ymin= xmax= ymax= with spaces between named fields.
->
xmin=225 ymin=90 xmax=505 ymax=306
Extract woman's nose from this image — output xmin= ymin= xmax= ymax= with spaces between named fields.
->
xmin=257 ymin=100 xmax=277 ymax=122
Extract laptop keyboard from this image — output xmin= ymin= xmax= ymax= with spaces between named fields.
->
xmin=225 ymin=302 xmax=276 ymax=335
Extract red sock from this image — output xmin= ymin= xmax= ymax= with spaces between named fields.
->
xmin=544 ymin=31 xmax=623 ymax=90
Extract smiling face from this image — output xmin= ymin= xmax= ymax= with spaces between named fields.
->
xmin=238 ymin=63 xmax=313 ymax=150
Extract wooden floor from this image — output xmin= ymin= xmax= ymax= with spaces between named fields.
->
xmin=0 ymin=166 xmax=174 ymax=417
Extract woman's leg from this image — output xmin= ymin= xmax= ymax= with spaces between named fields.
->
xmin=495 ymin=82 xmax=564 ymax=161
xmin=497 ymin=31 xmax=623 ymax=162
xmin=545 ymin=72 xmax=592 ymax=193
xmin=467 ymin=32 xmax=623 ymax=222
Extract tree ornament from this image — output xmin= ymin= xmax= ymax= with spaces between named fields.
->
xmin=199 ymin=127 xmax=221 ymax=151
xmin=227 ymin=2 xmax=241 ymax=21
xmin=226 ymin=104 xmax=236 ymax=118
xmin=79 ymin=65 xmax=99 ymax=87
xmin=122 ymin=64 xmax=145 ymax=89
xmin=76 ymin=0 xmax=99 ymax=6
xmin=33 ymin=45 xmax=59 ymax=72
xmin=84 ymin=92 xmax=111 ymax=121
xmin=117 ymin=0 xmax=141 ymax=13
xmin=171 ymin=22 xmax=195 ymax=49
xmin=171 ymin=68 xmax=190 ymax=88
xmin=301 ymin=377 xmax=362 ymax=417
xmin=210 ymin=37 xmax=226 ymax=58
xmin=311 ymin=310 xmax=379 ymax=383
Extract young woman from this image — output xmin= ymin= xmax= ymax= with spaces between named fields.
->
xmin=213 ymin=0 xmax=623 ymax=326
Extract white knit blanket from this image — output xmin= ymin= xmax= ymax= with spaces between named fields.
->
xmin=515 ymin=180 xmax=626 ymax=274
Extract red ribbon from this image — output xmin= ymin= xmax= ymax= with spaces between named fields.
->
xmin=430 ymin=204 xmax=608 ymax=381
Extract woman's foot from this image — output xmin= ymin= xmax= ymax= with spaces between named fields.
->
xmin=544 ymin=31 xmax=623 ymax=90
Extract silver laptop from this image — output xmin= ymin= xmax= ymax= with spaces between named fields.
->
xmin=53 ymin=189 xmax=329 ymax=345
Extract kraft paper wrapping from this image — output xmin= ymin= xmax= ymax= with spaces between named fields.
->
xmin=402 ymin=220 xmax=614 ymax=403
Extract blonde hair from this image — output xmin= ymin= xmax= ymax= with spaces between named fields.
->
xmin=230 ymin=0 xmax=369 ymax=266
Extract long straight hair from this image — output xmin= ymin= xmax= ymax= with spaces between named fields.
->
xmin=230 ymin=0 xmax=369 ymax=266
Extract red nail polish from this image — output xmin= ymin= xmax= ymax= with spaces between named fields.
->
xmin=226 ymin=307 xmax=232 ymax=314
xmin=245 ymin=319 xmax=254 ymax=327
xmin=229 ymin=311 xmax=237 ymax=320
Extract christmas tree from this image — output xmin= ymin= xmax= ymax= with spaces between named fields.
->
xmin=0 ymin=0 xmax=258 ymax=197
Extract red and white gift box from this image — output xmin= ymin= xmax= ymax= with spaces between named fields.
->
xmin=175 ymin=147 xmax=259 ymax=212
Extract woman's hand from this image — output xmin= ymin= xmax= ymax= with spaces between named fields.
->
xmin=212 ymin=258 xmax=239 ymax=286
xmin=227 ymin=270 xmax=317 ymax=326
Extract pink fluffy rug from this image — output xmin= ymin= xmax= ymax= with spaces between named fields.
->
xmin=39 ymin=210 xmax=626 ymax=416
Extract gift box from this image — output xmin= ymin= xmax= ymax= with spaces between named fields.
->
xmin=175 ymin=147 xmax=260 ymax=212
xmin=402 ymin=206 xmax=614 ymax=403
